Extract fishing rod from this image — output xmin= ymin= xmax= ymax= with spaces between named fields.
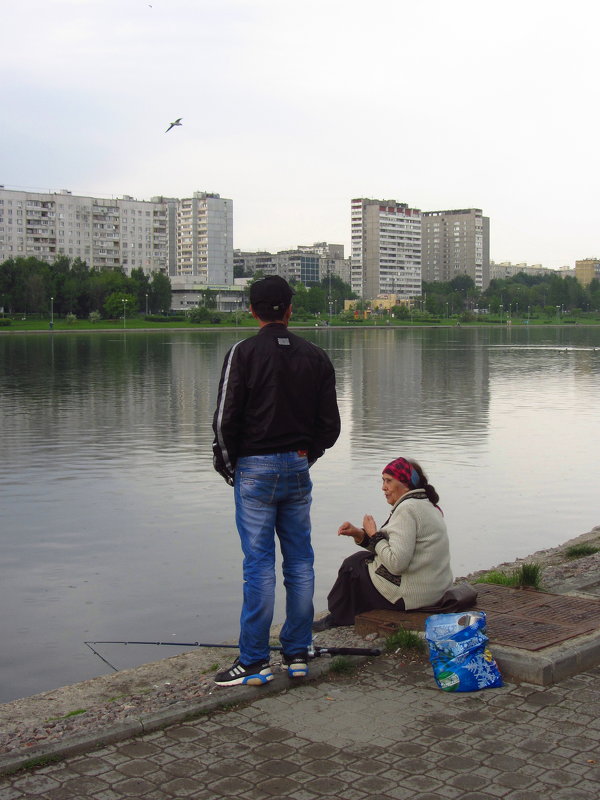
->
xmin=84 ymin=640 xmax=382 ymax=672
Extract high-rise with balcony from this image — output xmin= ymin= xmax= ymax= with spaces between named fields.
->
xmin=0 ymin=187 xmax=233 ymax=283
xmin=421 ymin=208 xmax=490 ymax=289
xmin=174 ymin=192 xmax=233 ymax=284
xmin=0 ymin=188 xmax=171 ymax=273
xmin=351 ymin=198 xmax=422 ymax=300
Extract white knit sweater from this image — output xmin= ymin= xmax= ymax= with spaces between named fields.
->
xmin=366 ymin=490 xmax=453 ymax=609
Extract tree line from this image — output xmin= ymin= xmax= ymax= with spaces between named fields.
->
xmin=4 ymin=256 xmax=597 ymax=323
xmin=0 ymin=256 xmax=172 ymax=318
xmin=420 ymin=273 xmax=600 ymax=318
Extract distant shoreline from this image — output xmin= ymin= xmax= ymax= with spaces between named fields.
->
xmin=2 ymin=322 xmax=600 ymax=335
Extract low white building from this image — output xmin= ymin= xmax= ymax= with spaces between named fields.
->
xmin=170 ymin=277 xmax=245 ymax=312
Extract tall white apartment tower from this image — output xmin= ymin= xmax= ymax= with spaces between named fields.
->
xmin=174 ymin=192 xmax=233 ymax=284
xmin=351 ymin=198 xmax=422 ymax=300
xmin=421 ymin=208 xmax=490 ymax=289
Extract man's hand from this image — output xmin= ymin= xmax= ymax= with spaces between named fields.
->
xmin=213 ymin=448 xmax=235 ymax=486
xmin=216 ymin=466 xmax=234 ymax=486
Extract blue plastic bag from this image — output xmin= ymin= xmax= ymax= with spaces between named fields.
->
xmin=425 ymin=611 xmax=503 ymax=692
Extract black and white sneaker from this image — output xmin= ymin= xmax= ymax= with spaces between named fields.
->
xmin=214 ymin=657 xmax=273 ymax=687
xmin=282 ymin=652 xmax=309 ymax=678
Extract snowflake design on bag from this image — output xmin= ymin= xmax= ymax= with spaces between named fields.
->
xmin=464 ymin=652 xmax=501 ymax=688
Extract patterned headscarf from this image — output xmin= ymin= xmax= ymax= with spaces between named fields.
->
xmin=382 ymin=457 xmax=420 ymax=488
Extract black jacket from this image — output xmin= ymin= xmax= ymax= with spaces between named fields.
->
xmin=212 ymin=323 xmax=340 ymax=484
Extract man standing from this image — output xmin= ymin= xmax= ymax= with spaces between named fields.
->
xmin=212 ymin=276 xmax=340 ymax=686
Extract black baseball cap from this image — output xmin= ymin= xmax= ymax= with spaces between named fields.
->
xmin=249 ymin=276 xmax=294 ymax=313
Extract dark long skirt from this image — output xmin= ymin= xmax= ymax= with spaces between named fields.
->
xmin=327 ymin=551 xmax=405 ymax=626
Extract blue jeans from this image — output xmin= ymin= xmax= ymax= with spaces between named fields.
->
xmin=234 ymin=452 xmax=314 ymax=664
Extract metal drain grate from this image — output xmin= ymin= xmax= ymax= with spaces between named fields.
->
xmin=472 ymin=583 xmax=552 ymax=612
xmin=477 ymin=585 xmax=600 ymax=650
xmin=484 ymin=615 xmax=579 ymax=650
xmin=355 ymin=584 xmax=600 ymax=652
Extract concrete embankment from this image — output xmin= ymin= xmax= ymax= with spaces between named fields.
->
xmin=1 ymin=525 xmax=600 ymax=771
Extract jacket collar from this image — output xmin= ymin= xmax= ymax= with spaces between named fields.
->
xmin=390 ymin=488 xmax=428 ymax=512
xmin=258 ymin=322 xmax=288 ymax=333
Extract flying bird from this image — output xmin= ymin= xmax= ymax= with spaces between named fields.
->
xmin=165 ymin=118 xmax=182 ymax=133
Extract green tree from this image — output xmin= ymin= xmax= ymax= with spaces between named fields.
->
xmin=149 ymin=272 xmax=171 ymax=313
xmin=200 ymin=287 xmax=217 ymax=309
xmin=307 ymin=285 xmax=326 ymax=314
xmin=319 ymin=274 xmax=356 ymax=314
xmin=588 ymin=279 xmax=600 ymax=312
xmin=449 ymin=275 xmax=475 ymax=295
xmin=289 ymin=282 xmax=309 ymax=315
xmin=130 ymin=267 xmax=151 ymax=313
xmin=392 ymin=304 xmax=410 ymax=318
xmin=0 ymin=258 xmax=19 ymax=313
xmin=188 ymin=305 xmax=212 ymax=323
xmin=104 ymin=292 xmax=137 ymax=319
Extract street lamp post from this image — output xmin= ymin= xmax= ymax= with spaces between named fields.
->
xmin=145 ymin=293 xmax=148 ymax=316
xmin=122 ymin=299 xmax=128 ymax=329
xmin=50 ymin=296 xmax=54 ymax=329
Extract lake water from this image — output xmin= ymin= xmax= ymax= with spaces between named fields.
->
xmin=1 ymin=325 xmax=600 ymax=702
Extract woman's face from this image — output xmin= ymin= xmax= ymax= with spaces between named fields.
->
xmin=382 ymin=473 xmax=409 ymax=505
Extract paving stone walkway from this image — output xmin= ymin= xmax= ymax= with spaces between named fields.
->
xmin=2 ymin=655 xmax=600 ymax=799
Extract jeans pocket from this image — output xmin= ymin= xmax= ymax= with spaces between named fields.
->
xmin=239 ymin=473 xmax=278 ymax=508
xmin=292 ymin=470 xmax=312 ymax=502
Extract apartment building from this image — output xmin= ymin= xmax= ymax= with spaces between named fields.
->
xmin=490 ymin=261 xmax=558 ymax=281
xmin=234 ymin=243 xmax=349 ymax=286
xmin=174 ymin=192 xmax=233 ymax=284
xmin=575 ymin=258 xmax=600 ymax=287
xmin=350 ymin=198 xmax=422 ymax=300
xmin=0 ymin=188 xmax=170 ymax=272
xmin=297 ymin=242 xmax=351 ymax=285
xmin=0 ymin=187 xmax=233 ymax=283
xmin=421 ymin=208 xmax=490 ymax=289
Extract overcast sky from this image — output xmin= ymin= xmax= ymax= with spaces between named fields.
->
xmin=2 ymin=0 xmax=598 ymax=269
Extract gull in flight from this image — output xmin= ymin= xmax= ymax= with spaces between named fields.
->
xmin=165 ymin=118 xmax=182 ymax=133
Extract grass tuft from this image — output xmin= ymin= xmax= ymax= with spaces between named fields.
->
xmin=46 ymin=708 xmax=87 ymax=721
xmin=200 ymin=662 xmax=221 ymax=674
xmin=476 ymin=563 xmax=542 ymax=589
xmin=475 ymin=569 xmax=516 ymax=587
xmin=565 ymin=543 xmax=600 ymax=559
xmin=519 ymin=563 xmax=542 ymax=588
xmin=328 ymin=656 xmax=357 ymax=675
xmin=385 ymin=627 xmax=426 ymax=654
xmin=20 ymin=754 xmax=62 ymax=772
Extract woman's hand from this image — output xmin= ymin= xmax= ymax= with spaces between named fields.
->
xmin=362 ymin=514 xmax=378 ymax=537
xmin=337 ymin=521 xmax=365 ymax=544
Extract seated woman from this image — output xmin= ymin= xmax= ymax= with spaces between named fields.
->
xmin=314 ymin=457 xmax=454 ymax=631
